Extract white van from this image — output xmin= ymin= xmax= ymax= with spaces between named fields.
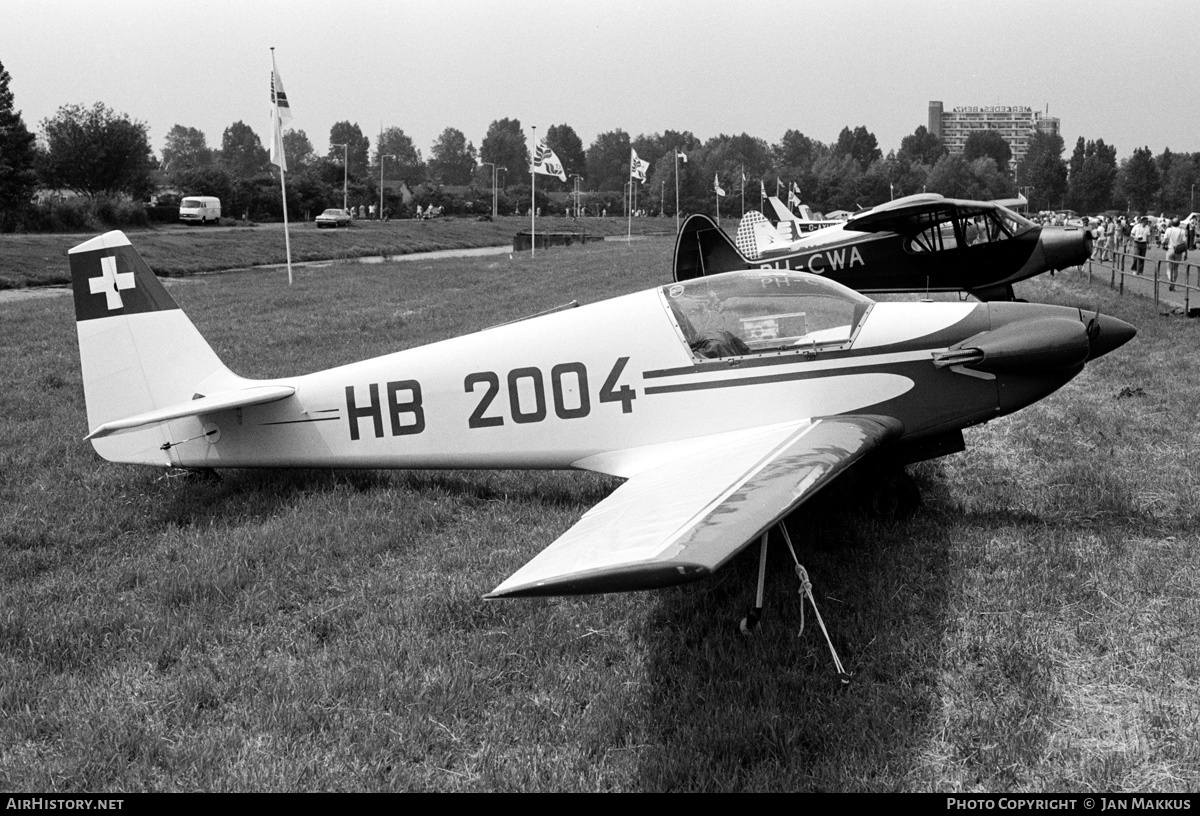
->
xmin=179 ymin=196 xmax=222 ymax=225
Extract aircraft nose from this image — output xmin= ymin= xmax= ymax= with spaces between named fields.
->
xmin=1040 ymin=227 xmax=1091 ymax=270
xmin=1086 ymin=312 xmax=1137 ymax=360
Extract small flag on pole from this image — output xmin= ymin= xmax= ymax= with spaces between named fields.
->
xmin=532 ymin=138 xmax=567 ymax=181
xmin=676 ymin=149 xmax=688 ymax=164
xmin=713 ymin=173 xmax=725 ymax=197
xmin=760 ymin=181 xmax=767 ymax=202
xmin=269 ymin=64 xmax=291 ymax=171
xmin=630 ymin=149 xmax=650 ymax=183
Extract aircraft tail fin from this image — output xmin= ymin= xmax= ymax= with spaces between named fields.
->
xmin=673 ymin=213 xmax=755 ymax=282
xmin=69 ymin=231 xmax=243 ymax=465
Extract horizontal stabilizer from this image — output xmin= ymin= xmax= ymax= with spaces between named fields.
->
xmin=84 ymin=384 xmax=295 ymax=440
xmin=486 ymin=415 xmax=901 ymax=598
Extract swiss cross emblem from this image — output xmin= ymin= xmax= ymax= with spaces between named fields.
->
xmin=89 ymin=255 xmax=135 ymax=310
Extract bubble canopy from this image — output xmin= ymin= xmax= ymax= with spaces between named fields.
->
xmin=661 ymin=270 xmax=873 ymax=359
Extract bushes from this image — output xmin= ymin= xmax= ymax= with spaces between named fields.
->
xmin=7 ymin=196 xmax=150 ymax=232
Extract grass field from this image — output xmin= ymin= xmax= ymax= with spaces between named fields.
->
xmin=2 ymin=237 xmax=1198 ymax=791
xmin=0 ymin=215 xmax=677 ymax=290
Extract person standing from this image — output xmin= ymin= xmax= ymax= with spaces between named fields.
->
xmin=1131 ymin=216 xmax=1152 ymax=274
xmin=1162 ymin=218 xmax=1188 ymax=291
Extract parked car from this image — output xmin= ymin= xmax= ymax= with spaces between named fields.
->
xmin=315 ymin=208 xmax=352 ymax=228
xmin=178 ymin=196 xmax=221 ymax=225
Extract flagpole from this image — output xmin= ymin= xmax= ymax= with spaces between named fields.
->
xmin=740 ymin=164 xmax=745 ymax=219
xmin=271 ymin=48 xmax=293 ymax=286
xmin=674 ymin=151 xmax=680 ymax=235
xmin=628 ymin=180 xmax=638 ymax=241
xmin=530 ymin=125 xmax=536 ymax=258
xmin=627 ymin=150 xmax=632 ymax=242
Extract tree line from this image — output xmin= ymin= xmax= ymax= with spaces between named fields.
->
xmin=1 ymin=57 xmax=1196 ymax=232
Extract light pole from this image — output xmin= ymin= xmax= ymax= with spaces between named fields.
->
xmin=331 ymin=142 xmax=348 ymax=212
xmin=483 ymin=162 xmax=498 ymax=218
xmin=569 ymin=174 xmax=582 ymax=217
xmin=379 ymin=154 xmax=396 ymax=220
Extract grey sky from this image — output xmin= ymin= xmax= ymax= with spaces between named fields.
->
xmin=2 ymin=0 xmax=1193 ymax=164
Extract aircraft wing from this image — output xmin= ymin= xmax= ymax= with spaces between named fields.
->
xmin=84 ymin=384 xmax=296 ymax=440
xmin=486 ymin=415 xmax=902 ymax=598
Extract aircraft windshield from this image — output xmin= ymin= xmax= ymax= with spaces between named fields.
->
xmin=662 ymin=271 xmax=871 ymax=359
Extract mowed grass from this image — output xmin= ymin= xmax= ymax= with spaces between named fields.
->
xmin=0 ymin=215 xmax=675 ymax=289
xmin=1 ymin=239 xmax=1199 ymax=791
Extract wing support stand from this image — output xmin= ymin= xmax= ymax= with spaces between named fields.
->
xmin=739 ymin=532 xmax=770 ymax=635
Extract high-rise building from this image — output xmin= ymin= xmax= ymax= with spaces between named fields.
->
xmin=928 ymin=101 xmax=1060 ymax=169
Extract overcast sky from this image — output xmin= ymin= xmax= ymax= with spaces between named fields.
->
xmin=2 ymin=0 xmax=1194 ymax=164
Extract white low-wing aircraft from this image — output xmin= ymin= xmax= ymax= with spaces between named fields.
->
xmin=71 ymin=231 xmax=1134 ymax=599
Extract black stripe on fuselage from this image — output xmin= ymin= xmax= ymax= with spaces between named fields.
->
xmin=642 ymin=356 xmax=926 ymax=395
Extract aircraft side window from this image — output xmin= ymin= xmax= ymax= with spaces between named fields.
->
xmin=907 ymin=216 xmax=957 ymax=253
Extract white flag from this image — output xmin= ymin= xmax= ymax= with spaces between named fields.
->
xmin=676 ymin=149 xmax=688 ymax=164
xmin=269 ymin=64 xmax=292 ymax=170
xmin=532 ymin=138 xmax=567 ymax=181
xmin=713 ymin=173 xmax=725 ymax=197
xmin=760 ymin=181 xmax=767 ymax=202
xmin=630 ymin=149 xmax=650 ymax=183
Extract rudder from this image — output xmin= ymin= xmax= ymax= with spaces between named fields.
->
xmin=70 ymin=231 xmax=240 ymax=464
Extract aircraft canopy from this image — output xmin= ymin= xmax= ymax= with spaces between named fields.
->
xmin=662 ymin=270 xmax=872 ymax=356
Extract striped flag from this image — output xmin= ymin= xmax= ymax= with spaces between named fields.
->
xmin=630 ymin=149 xmax=649 ymax=183
xmin=532 ymin=138 xmax=566 ymax=181
xmin=269 ymin=63 xmax=291 ymax=170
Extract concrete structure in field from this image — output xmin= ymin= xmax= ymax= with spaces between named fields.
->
xmin=928 ymin=102 xmax=1060 ymax=169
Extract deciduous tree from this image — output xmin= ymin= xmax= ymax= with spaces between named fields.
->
xmin=373 ymin=127 xmax=423 ymax=185
xmin=545 ymin=124 xmax=586 ymax=190
xmin=328 ymin=121 xmax=370 ymax=179
xmin=162 ymin=125 xmax=212 ymax=174
xmin=219 ymin=121 xmax=268 ymax=178
xmin=963 ymin=130 xmax=1012 ymax=175
xmin=1016 ymin=131 xmax=1067 ymax=211
xmin=40 ymin=102 xmax=155 ymax=198
xmin=833 ymin=125 xmax=881 ymax=172
xmin=897 ymin=125 xmax=947 ymax=167
xmin=479 ymin=119 xmax=529 ymax=188
xmin=1119 ymin=147 xmax=1160 ymax=214
xmin=585 ymin=129 xmax=632 ymax=192
xmin=282 ymin=129 xmax=314 ymax=173
xmin=428 ymin=127 xmax=476 ymax=185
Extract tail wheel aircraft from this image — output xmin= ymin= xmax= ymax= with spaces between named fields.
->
xmin=71 ymin=231 xmax=1133 ymax=625
xmin=675 ymin=193 xmax=1093 ymax=302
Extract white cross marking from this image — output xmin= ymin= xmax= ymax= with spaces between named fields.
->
xmin=88 ymin=255 xmax=136 ymax=310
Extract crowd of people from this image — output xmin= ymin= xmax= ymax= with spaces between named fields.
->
xmin=1081 ymin=213 xmax=1194 ymax=289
